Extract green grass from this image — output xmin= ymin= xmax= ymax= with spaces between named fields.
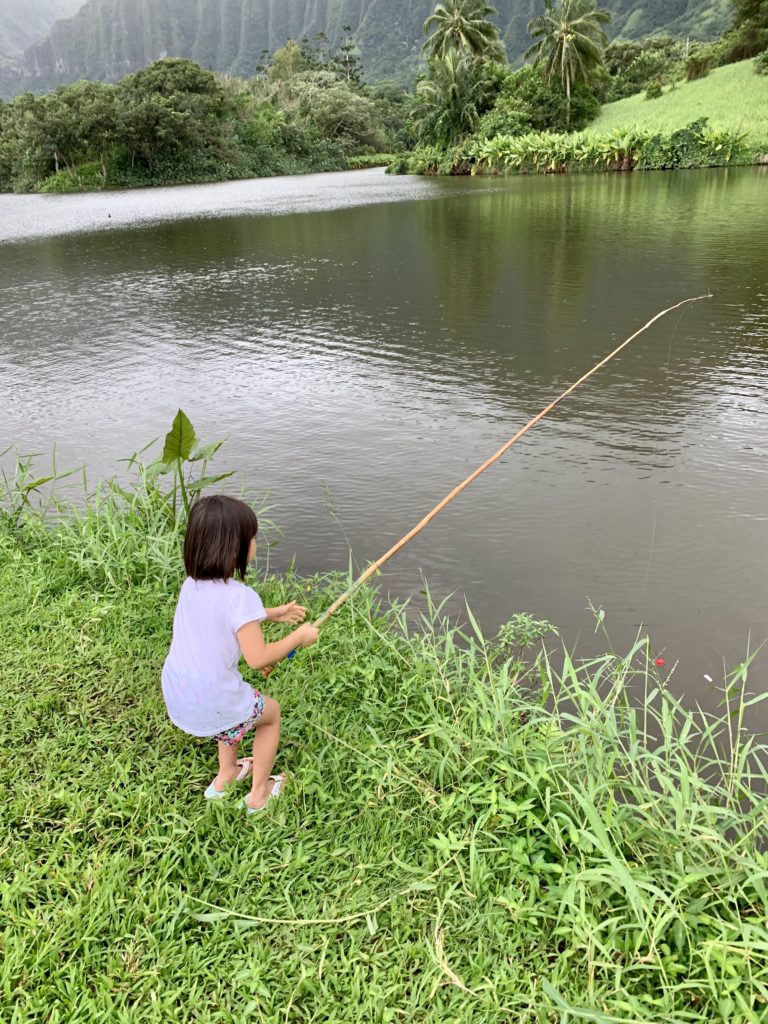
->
xmin=2 ymin=459 xmax=768 ymax=1023
xmin=346 ymin=154 xmax=397 ymax=169
xmin=593 ymin=60 xmax=768 ymax=149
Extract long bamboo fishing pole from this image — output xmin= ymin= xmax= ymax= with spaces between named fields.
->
xmin=303 ymin=295 xmax=710 ymax=632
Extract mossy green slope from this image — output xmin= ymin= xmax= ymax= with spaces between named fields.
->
xmin=593 ymin=59 xmax=768 ymax=148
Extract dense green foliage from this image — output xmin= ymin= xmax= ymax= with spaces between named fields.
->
xmin=475 ymin=64 xmax=600 ymax=135
xmin=413 ymin=53 xmax=504 ymax=147
xmin=602 ymin=37 xmax=686 ymax=101
xmin=412 ymin=0 xmax=603 ymax=150
xmin=2 ymin=440 xmax=768 ymax=1022
xmin=0 ymin=47 xmax=406 ymax=193
xmin=730 ymin=0 xmax=768 ymax=57
xmin=0 ymin=0 xmax=735 ymax=97
xmin=391 ymin=118 xmax=753 ymax=175
xmin=413 ymin=3 xmax=506 ymax=150
xmin=525 ymin=0 xmax=611 ymax=124
xmin=401 ymin=0 xmax=767 ymax=177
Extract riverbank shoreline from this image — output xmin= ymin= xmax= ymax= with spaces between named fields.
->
xmin=2 ymin=472 xmax=767 ymax=1021
xmin=387 ymin=121 xmax=766 ymax=178
xmin=0 ymin=165 xmax=423 ymax=244
xmin=19 ymin=153 xmax=395 ymax=197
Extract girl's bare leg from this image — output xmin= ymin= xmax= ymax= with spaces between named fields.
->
xmin=247 ymin=696 xmax=281 ymax=810
xmin=213 ymin=740 xmax=240 ymax=793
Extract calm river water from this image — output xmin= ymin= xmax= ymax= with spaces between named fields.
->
xmin=1 ymin=167 xmax=766 ymax=716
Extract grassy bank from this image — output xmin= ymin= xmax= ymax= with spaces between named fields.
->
xmin=2 ymin=458 xmax=768 ymax=1023
xmin=593 ymin=60 xmax=768 ymax=150
xmin=389 ymin=59 xmax=768 ymax=180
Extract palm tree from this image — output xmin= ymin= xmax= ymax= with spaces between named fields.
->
xmin=525 ymin=0 xmax=611 ymax=125
xmin=423 ymin=0 xmax=506 ymax=62
xmin=414 ymin=50 xmax=497 ymax=147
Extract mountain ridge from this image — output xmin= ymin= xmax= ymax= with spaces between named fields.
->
xmin=0 ymin=0 xmax=83 ymax=66
xmin=1 ymin=0 xmax=733 ymax=96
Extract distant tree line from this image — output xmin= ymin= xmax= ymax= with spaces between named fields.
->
xmin=0 ymin=34 xmax=413 ymax=192
xmin=1 ymin=0 xmax=765 ymax=192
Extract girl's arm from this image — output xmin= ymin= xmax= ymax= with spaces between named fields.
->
xmin=237 ymin=619 xmax=318 ymax=670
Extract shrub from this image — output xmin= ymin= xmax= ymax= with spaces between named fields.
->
xmin=346 ymin=153 xmax=396 ymax=169
xmin=685 ymin=51 xmax=712 ymax=82
xmin=645 ymin=77 xmax=664 ymax=100
xmin=475 ymin=97 xmax=532 ymax=140
xmin=403 ymin=122 xmax=751 ymax=178
xmin=38 ymin=161 xmax=106 ymax=193
xmin=684 ymin=39 xmax=732 ymax=82
xmin=756 ymin=50 xmax=768 ymax=75
xmin=637 ymin=119 xmax=749 ymax=170
xmin=491 ymin=65 xmax=600 ymax=133
xmin=603 ymin=38 xmax=684 ymax=103
xmin=385 ymin=153 xmax=410 ymax=175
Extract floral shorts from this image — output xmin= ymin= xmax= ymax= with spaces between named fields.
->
xmin=210 ymin=689 xmax=266 ymax=747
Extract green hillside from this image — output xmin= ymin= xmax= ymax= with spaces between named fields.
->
xmin=0 ymin=0 xmax=733 ymax=95
xmin=593 ymin=59 xmax=768 ymax=147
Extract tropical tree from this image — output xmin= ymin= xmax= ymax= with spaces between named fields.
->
xmin=728 ymin=0 xmax=768 ymax=59
xmin=423 ymin=0 xmax=506 ymax=61
xmin=525 ymin=0 xmax=611 ymax=125
xmin=414 ymin=50 xmax=501 ymax=147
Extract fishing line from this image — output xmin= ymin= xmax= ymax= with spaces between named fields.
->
xmin=664 ymin=301 xmax=693 ymax=394
xmin=311 ymin=295 xmax=711 ymax=631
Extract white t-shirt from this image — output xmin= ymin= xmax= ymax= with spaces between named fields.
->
xmin=162 ymin=577 xmax=267 ymax=736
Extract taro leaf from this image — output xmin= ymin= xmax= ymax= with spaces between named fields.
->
xmin=189 ymin=440 xmax=225 ymax=463
xmin=162 ymin=410 xmax=196 ymax=464
xmin=146 ymin=459 xmax=175 ymax=482
xmin=187 ymin=472 xmax=234 ymax=494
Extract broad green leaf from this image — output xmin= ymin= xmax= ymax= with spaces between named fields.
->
xmin=187 ymin=472 xmax=234 ymax=494
xmin=189 ymin=440 xmax=225 ymax=462
xmin=162 ymin=410 xmax=196 ymax=464
xmin=146 ymin=459 xmax=175 ymax=482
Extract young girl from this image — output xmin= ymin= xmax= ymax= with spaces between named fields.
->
xmin=162 ymin=495 xmax=319 ymax=813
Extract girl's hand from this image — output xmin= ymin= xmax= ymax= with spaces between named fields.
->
xmin=294 ymin=623 xmax=319 ymax=648
xmin=268 ymin=602 xmax=307 ymax=625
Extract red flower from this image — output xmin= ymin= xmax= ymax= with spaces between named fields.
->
xmin=655 ymin=658 xmax=665 ymax=668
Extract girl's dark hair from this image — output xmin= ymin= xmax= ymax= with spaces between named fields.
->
xmin=183 ymin=496 xmax=258 ymax=581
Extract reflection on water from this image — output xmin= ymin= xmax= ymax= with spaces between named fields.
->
xmin=1 ymin=167 xmax=767 ymax=717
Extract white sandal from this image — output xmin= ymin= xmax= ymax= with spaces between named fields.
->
xmin=238 ymin=774 xmax=286 ymax=814
xmin=204 ymin=758 xmax=254 ymax=800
